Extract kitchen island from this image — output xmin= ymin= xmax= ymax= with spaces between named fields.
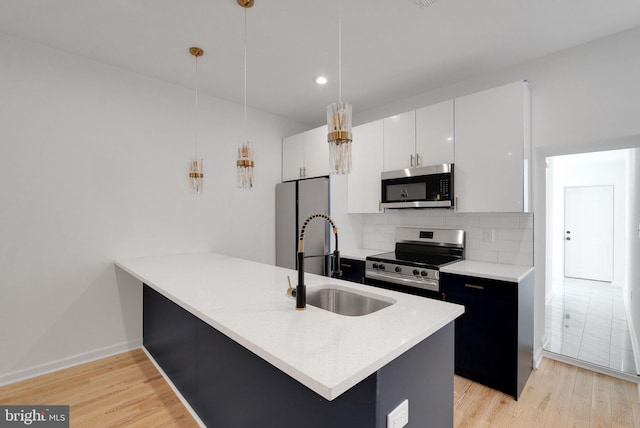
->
xmin=115 ymin=253 xmax=464 ymax=428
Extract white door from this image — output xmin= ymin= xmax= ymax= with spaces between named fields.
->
xmin=564 ymin=185 xmax=614 ymax=282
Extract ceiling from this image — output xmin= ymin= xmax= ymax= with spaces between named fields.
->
xmin=1 ymin=0 xmax=640 ymax=127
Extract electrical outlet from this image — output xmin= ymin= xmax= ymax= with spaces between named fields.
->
xmin=483 ymin=228 xmax=496 ymax=242
xmin=387 ymin=399 xmax=408 ymax=428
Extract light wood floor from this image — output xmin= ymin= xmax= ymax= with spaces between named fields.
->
xmin=1 ymin=349 xmax=639 ymax=427
xmin=0 ymin=349 xmax=198 ymax=427
xmin=454 ymin=358 xmax=640 ymax=428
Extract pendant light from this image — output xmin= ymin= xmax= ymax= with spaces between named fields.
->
xmin=327 ymin=0 xmax=352 ymax=175
xmin=188 ymin=47 xmax=204 ymax=195
xmin=237 ymin=0 xmax=254 ymax=189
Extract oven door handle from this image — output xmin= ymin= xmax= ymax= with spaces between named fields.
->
xmin=365 ymin=271 xmax=439 ymax=290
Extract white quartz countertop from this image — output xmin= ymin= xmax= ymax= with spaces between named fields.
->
xmin=115 ymin=253 xmax=463 ymax=401
xmin=340 ymin=248 xmax=384 ymax=261
xmin=441 ymin=260 xmax=534 ymax=283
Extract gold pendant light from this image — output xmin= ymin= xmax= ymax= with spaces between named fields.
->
xmin=188 ymin=47 xmax=204 ymax=195
xmin=327 ymin=0 xmax=352 ymax=175
xmin=236 ymin=0 xmax=254 ymax=189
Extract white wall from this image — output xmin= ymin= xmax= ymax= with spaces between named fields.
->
xmin=628 ymin=149 xmax=640 ymax=372
xmin=355 ymin=26 xmax=640 ymax=364
xmin=0 ymin=33 xmax=306 ymax=385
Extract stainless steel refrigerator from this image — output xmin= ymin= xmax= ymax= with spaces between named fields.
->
xmin=276 ymin=177 xmax=330 ymax=275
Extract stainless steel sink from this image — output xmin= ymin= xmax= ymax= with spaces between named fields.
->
xmin=306 ymin=286 xmax=395 ymax=316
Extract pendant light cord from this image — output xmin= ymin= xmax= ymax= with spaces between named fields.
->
xmin=244 ymin=7 xmax=248 ymax=139
xmin=338 ymin=0 xmax=342 ymax=104
xmin=195 ymin=54 xmax=200 ymax=159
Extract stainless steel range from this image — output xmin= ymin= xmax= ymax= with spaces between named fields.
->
xmin=365 ymin=228 xmax=465 ymax=298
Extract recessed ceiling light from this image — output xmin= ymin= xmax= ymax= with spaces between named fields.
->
xmin=314 ymin=76 xmax=328 ymax=85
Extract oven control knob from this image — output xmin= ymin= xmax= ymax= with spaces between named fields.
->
xmin=413 ymin=269 xmax=420 ymax=276
xmin=395 ymin=266 xmax=402 ymax=273
xmin=379 ymin=264 xmax=386 ymax=271
xmin=421 ymin=271 xmax=428 ymax=277
xmin=372 ymin=263 xmax=378 ymax=269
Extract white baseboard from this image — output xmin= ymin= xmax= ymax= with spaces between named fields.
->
xmin=541 ymin=350 xmax=640 ymax=384
xmin=142 ymin=347 xmax=206 ymax=427
xmin=534 ymin=345 xmax=545 ymax=369
xmin=626 ymin=307 xmax=640 ymax=376
xmin=0 ymin=339 xmax=142 ymax=387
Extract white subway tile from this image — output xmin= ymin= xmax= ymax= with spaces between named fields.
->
xmin=519 ymin=214 xmax=534 ymax=229
xmin=466 ymin=249 xmax=499 ymax=263
xmin=518 ymin=241 xmax=534 ymax=254
xmin=445 ymin=214 xmax=480 ymax=228
xmin=498 ymin=228 xmax=534 ymax=242
xmin=415 ymin=215 xmax=447 ymax=227
xmin=464 ymin=227 xmax=483 ymax=239
xmin=478 ymin=215 xmax=520 ymax=229
xmin=390 ymin=214 xmax=416 ymax=226
xmin=498 ymin=252 xmax=533 ymax=266
xmin=364 ymin=214 xmax=390 ymax=225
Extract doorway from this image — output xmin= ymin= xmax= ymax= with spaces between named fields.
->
xmin=543 ymin=149 xmax=636 ymax=376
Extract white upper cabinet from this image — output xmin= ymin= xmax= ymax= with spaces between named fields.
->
xmin=415 ymin=99 xmax=454 ymax=166
xmin=383 ymin=111 xmax=416 ymax=171
xmin=282 ymin=132 xmax=305 ymax=181
xmin=348 ymin=120 xmax=384 ymax=213
xmin=282 ymin=125 xmax=329 ymax=181
xmin=454 ymin=81 xmax=531 ymax=213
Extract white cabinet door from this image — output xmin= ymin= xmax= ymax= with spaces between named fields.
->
xmin=454 ymin=81 xmax=530 ymax=212
xmin=348 ymin=120 xmax=383 ymax=213
xmin=282 ymin=126 xmax=329 ymax=181
xmin=416 ymin=99 xmax=454 ymax=166
xmin=383 ymin=110 xmax=416 ymax=171
xmin=303 ymin=125 xmax=330 ymax=179
xmin=282 ymin=133 xmax=304 ymax=181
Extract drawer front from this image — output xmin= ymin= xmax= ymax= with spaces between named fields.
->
xmin=441 ymin=273 xmax=516 ymax=304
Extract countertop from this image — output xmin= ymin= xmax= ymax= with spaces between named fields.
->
xmin=115 ymin=253 xmax=463 ymax=401
xmin=340 ymin=248 xmax=384 ymax=261
xmin=441 ymin=260 xmax=534 ymax=282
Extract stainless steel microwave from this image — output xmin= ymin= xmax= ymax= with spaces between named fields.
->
xmin=380 ymin=164 xmax=454 ymax=209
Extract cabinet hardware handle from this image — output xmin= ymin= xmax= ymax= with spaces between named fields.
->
xmin=416 ymin=153 xmax=421 ymax=167
xmin=340 ymin=263 xmax=352 ymax=268
xmin=465 ymin=284 xmax=484 ymax=290
xmin=455 ymin=197 xmax=459 ymax=211
xmin=410 ymin=154 xmax=414 ymax=167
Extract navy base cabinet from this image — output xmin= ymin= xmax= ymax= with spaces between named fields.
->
xmin=441 ymin=272 xmax=534 ymax=399
xmin=335 ymin=257 xmax=365 ymax=284
xmin=143 ymin=285 xmax=455 ymax=427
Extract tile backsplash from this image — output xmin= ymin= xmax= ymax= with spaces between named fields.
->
xmin=363 ymin=210 xmax=534 ymax=266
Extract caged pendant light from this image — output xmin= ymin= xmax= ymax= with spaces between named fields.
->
xmin=236 ymin=0 xmax=255 ymax=189
xmin=326 ymin=0 xmax=352 ymax=175
xmin=188 ymin=47 xmax=204 ymax=195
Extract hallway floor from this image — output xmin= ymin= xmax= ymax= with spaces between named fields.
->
xmin=544 ymin=277 xmax=637 ymax=375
